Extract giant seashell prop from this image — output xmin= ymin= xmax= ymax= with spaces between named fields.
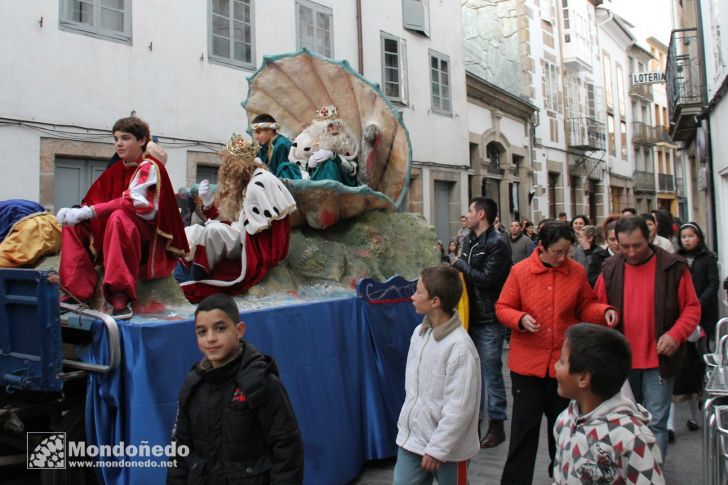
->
xmin=242 ymin=49 xmax=412 ymax=229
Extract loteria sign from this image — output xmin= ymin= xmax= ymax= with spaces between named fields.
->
xmin=632 ymin=71 xmax=666 ymax=85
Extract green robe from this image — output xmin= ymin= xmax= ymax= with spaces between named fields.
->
xmin=257 ymin=135 xmax=301 ymax=180
xmin=309 ymin=155 xmax=358 ymax=187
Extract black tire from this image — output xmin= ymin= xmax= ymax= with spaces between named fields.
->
xmin=39 ymin=405 xmax=98 ymax=485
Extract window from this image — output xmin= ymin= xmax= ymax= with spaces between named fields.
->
xmin=54 ymin=158 xmax=107 ymax=211
xmin=381 ymin=32 xmax=408 ymax=104
xmin=209 ymin=0 xmax=255 ymax=68
xmin=586 ymin=82 xmax=596 ymax=119
xmin=603 ymin=53 xmax=613 ymax=109
xmin=402 ymin=0 xmax=430 ymax=37
xmin=196 ymin=165 xmax=219 ymax=184
xmin=297 ymin=0 xmax=333 ymax=57
xmin=543 ymin=61 xmax=560 ymax=113
xmin=542 ymin=20 xmax=555 ymax=49
xmin=607 ymin=115 xmax=615 ymax=156
xmin=60 ymin=0 xmax=131 ymax=42
xmin=616 ymin=64 xmax=625 ymax=116
xmin=429 ymin=50 xmax=451 ymax=115
xmin=541 ymin=0 xmax=556 ymax=23
xmin=620 ymin=121 xmax=627 ymax=158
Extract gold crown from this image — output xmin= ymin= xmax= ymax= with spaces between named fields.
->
xmin=226 ymin=133 xmax=257 ymax=159
xmin=314 ymin=105 xmax=339 ymax=121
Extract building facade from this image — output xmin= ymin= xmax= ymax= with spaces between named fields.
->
xmin=0 ymin=0 xmax=469 ymax=245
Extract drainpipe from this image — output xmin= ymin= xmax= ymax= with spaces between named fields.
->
xmin=694 ymin=0 xmax=718 ymax=251
xmin=356 ymin=0 xmax=364 ymax=74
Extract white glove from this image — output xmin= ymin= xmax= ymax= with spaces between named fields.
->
xmin=198 ymin=179 xmax=214 ymax=208
xmin=56 ymin=208 xmax=70 ymax=225
xmin=63 ymin=206 xmax=94 ymax=226
xmin=308 ymin=150 xmax=334 ymax=169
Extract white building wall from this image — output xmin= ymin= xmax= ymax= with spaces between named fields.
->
xmin=0 ymin=127 xmax=42 ymax=200
xmin=467 ymin=104 xmax=494 ymax=134
xmin=0 ymin=0 xmax=467 ymax=204
xmin=598 ymin=23 xmax=633 ymax=180
xmin=701 ymin=0 xmax=728 ymax=314
xmin=362 ymin=0 xmax=468 ymax=168
xmin=528 ymin=0 xmax=567 ymax=218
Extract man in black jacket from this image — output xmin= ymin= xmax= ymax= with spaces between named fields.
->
xmin=167 ymin=294 xmax=304 ymax=485
xmin=451 ymin=197 xmax=512 ymax=448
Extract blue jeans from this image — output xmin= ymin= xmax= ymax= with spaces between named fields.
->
xmin=629 ymin=368 xmax=674 ymax=459
xmin=469 ymin=322 xmax=508 ymax=421
xmin=393 ymin=447 xmax=467 ymax=485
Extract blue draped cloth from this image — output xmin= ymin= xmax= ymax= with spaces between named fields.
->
xmin=78 ymin=295 xmax=419 ymax=485
xmin=0 ymin=199 xmax=45 ymax=241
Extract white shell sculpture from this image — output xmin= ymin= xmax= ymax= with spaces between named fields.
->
xmin=242 ymin=49 xmax=413 ymax=229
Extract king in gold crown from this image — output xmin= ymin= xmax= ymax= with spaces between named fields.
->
xmin=226 ymin=133 xmax=258 ymax=160
xmin=314 ymin=105 xmax=339 ymax=121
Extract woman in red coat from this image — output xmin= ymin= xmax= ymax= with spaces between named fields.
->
xmin=495 ymin=222 xmax=618 ymax=484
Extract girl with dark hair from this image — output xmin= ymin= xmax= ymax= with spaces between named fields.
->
xmin=677 ymin=222 xmax=719 ymax=343
xmin=570 ymin=215 xmax=591 ymax=236
xmin=447 ymin=239 xmax=459 ymax=259
xmin=651 ymin=209 xmax=677 ymax=250
xmin=666 ymin=222 xmax=719 ymax=440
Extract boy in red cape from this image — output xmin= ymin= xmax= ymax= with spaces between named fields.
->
xmin=57 ymin=117 xmax=188 ymax=319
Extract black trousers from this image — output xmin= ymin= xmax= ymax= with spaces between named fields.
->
xmin=500 ymin=372 xmax=569 ymax=485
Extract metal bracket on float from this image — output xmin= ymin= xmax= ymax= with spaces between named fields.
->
xmin=60 ymin=303 xmax=121 ymax=373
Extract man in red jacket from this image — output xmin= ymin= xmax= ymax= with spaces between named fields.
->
xmin=594 ymin=215 xmax=700 ymax=460
xmin=57 ymin=117 xmax=188 ymax=319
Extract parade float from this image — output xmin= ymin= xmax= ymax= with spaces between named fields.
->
xmin=0 ymin=50 xmax=440 ymax=485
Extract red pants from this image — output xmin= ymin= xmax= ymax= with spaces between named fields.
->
xmin=60 ymin=209 xmax=152 ymax=301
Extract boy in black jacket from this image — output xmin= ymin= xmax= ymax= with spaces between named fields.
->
xmin=167 ymin=294 xmax=304 ymax=484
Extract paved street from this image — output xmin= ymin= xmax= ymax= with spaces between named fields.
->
xmin=352 ymin=349 xmax=704 ymax=484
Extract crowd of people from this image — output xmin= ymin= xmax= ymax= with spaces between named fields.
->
xmin=422 ymin=198 xmax=721 ymax=484
xmin=37 ymin=111 xmax=722 ymax=483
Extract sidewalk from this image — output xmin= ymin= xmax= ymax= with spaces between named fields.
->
xmin=351 ymin=350 xmax=704 ymax=484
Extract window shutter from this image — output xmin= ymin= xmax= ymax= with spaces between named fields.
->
xmin=403 ymin=0 xmax=429 ymax=37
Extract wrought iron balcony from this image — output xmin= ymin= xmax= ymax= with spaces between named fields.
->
xmin=632 ymin=122 xmax=659 ymax=145
xmin=567 ymin=117 xmax=606 ymax=151
xmin=629 ymin=83 xmax=654 ymax=102
xmin=658 ymin=173 xmax=675 ymax=192
xmin=633 ymin=170 xmax=656 ymax=193
xmin=666 ymin=28 xmax=705 ymax=142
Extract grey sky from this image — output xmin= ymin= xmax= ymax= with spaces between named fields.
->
xmin=606 ymin=0 xmax=673 ymax=46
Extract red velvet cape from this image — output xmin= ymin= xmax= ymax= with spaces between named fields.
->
xmin=82 ymin=156 xmax=189 ymax=280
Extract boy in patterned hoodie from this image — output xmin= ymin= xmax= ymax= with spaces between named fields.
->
xmin=553 ymin=323 xmax=665 ymax=484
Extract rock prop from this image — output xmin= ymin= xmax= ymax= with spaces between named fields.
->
xmin=36 ymin=255 xmax=189 ymax=315
xmin=247 ymin=211 xmax=441 ymax=297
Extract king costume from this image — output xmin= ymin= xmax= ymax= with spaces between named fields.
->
xmin=180 ymin=136 xmax=296 ymax=303
xmin=59 ymin=155 xmax=188 ymax=305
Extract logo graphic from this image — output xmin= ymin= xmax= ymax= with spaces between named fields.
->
xmin=27 ymin=432 xmax=66 ymax=469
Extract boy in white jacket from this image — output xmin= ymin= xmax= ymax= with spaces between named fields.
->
xmin=553 ymin=323 xmax=665 ymax=484
xmin=394 ymin=265 xmax=481 ymax=485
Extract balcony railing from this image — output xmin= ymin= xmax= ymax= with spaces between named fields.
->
xmin=632 ymin=122 xmax=659 ymax=145
xmin=658 ymin=173 xmax=675 ymax=192
xmin=567 ymin=117 xmax=606 ymax=150
xmin=629 ymin=82 xmax=654 ymax=102
xmin=666 ymin=28 xmax=704 ymax=142
xmin=633 ymin=170 xmax=656 ymax=193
